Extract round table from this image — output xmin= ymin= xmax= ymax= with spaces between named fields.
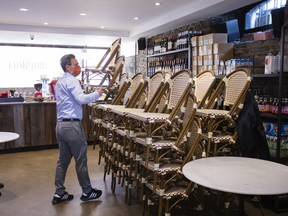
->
xmin=0 ymin=132 xmax=20 ymax=195
xmin=182 ymin=157 xmax=288 ymax=215
xmin=0 ymin=132 xmax=20 ymax=143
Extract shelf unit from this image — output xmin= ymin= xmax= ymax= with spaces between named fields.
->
xmin=274 ymin=24 xmax=288 ymax=162
xmin=146 ymin=47 xmax=191 ymax=77
xmin=252 ymin=25 xmax=288 ymax=162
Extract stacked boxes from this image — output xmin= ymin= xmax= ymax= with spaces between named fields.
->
xmin=191 ymin=33 xmax=234 ymax=76
xmin=263 ymin=122 xmax=288 ymax=158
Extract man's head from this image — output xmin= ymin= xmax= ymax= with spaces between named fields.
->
xmin=60 ymin=54 xmax=81 ymax=76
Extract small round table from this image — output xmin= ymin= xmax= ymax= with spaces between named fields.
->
xmin=0 ymin=132 xmax=19 ymax=143
xmin=0 ymin=132 xmax=20 ymax=195
xmin=183 ymin=157 xmax=288 ymax=215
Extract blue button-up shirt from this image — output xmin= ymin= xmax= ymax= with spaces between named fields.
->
xmin=55 ymin=73 xmax=99 ymax=120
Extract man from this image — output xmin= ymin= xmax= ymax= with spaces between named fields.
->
xmin=52 ymin=54 xmax=103 ymax=204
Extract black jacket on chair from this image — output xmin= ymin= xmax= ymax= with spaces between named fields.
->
xmin=236 ymin=91 xmax=270 ymax=160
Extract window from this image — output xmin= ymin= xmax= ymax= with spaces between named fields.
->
xmin=245 ymin=0 xmax=286 ymax=30
xmin=0 ymin=46 xmax=106 ymax=88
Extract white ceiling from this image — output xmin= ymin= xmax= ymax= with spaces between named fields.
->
xmin=0 ymin=0 xmax=260 ymax=47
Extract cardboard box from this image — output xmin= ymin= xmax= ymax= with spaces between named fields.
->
xmin=198 ymin=66 xmax=207 ymax=73
xmin=203 ymin=45 xmax=213 ymax=55
xmin=198 ymin=46 xmax=204 ymax=56
xmin=192 ymin=47 xmax=198 ymax=56
xmin=253 ymin=31 xmax=273 ymax=41
xmin=204 ymin=33 xmax=227 ymax=45
xmin=198 ymin=36 xmax=204 ymax=46
xmin=191 ymin=36 xmax=198 ymax=47
xmin=213 ymin=65 xmax=219 ymax=75
xmin=213 ymin=43 xmax=234 ymax=54
xmin=192 ymin=56 xmax=198 ymax=66
xmin=197 ymin=56 xmax=203 ymax=66
xmin=214 ymin=51 xmax=234 ymax=65
xmin=203 ymin=55 xmax=214 ymax=66
xmin=192 ymin=65 xmax=198 ymax=76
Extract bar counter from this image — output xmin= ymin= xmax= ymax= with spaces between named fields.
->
xmin=0 ymin=101 xmax=92 ymax=150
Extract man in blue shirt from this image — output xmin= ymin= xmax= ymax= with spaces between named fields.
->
xmin=52 ymin=54 xmax=103 ymax=204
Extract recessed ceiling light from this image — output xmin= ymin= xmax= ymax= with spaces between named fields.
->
xmin=134 ymin=17 xmax=139 ymax=20
xmin=44 ymin=22 xmax=48 ymax=25
xmin=79 ymin=13 xmax=87 ymax=16
xmin=100 ymin=26 xmax=105 ymax=29
xmin=155 ymin=2 xmax=161 ymax=6
xmin=19 ymin=8 xmax=29 ymax=12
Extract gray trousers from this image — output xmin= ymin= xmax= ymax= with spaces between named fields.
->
xmin=54 ymin=121 xmax=92 ymax=195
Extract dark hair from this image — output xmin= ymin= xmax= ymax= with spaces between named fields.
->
xmin=60 ymin=54 xmax=75 ymax=72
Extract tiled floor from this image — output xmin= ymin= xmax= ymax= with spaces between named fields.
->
xmin=0 ymin=145 xmax=287 ymax=216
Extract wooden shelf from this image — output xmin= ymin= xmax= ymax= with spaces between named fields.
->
xmin=260 ymin=113 xmax=288 ymax=121
xmin=251 ymin=73 xmax=288 ymax=78
xmin=147 ymin=48 xmax=189 ymax=58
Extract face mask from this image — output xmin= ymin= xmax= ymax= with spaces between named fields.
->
xmin=73 ymin=65 xmax=81 ymax=76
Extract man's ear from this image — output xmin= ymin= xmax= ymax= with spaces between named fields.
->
xmin=65 ymin=64 xmax=70 ymax=72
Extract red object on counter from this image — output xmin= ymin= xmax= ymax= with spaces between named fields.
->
xmin=34 ymin=92 xmax=42 ymax=98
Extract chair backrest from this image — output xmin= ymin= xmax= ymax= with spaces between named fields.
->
xmin=167 ymin=69 xmax=193 ymax=111
xmin=205 ymin=69 xmax=251 ymax=115
xmin=95 ymin=38 xmax=121 ymax=72
xmin=193 ymin=70 xmax=215 ymax=108
xmin=107 ymin=55 xmax=125 ymax=90
xmin=125 ymin=73 xmax=146 ymax=107
xmin=112 ymin=73 xmax=130 ymax=105
xmin=145 ymin=69 xmax=192 ymax=113
xmin=146 ymin=71 xmax=165 ymax=105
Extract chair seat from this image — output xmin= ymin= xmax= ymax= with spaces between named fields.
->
xmin=127 ymin=112 xmax=169 ymax=123
xmin=97 ymin=104 xmax=125 ymax=111
xmin=134 ymin=137 xmax=176 ymax=149
xmin=201 ymin=132 xmax=234 ymax=143
xmin=196 ymin=109 xmax=229 ymax=118
xmin=146 ymin=182 xmax=189 ymax=198
xmin=140 ymin=160 xmax=182 ymax=173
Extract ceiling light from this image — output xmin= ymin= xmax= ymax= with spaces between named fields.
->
xmin=44 ymin=22 xmax=48 ymax=25
xmin=155 ymin=2 xmax=161 ymax=6
xmin=79 ymin=13 xmax=87 ymax=16
xmin=100 ymin=26 xmax=105 ymax=29
xmin=19 ymin=8 xmax=29 ymax=12
xmin=134 ymin=17 xmax=139 ymax=20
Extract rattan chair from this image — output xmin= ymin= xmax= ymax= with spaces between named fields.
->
xmin=102 ymin=55 xmax=125 ymax=101
xmin=194 ymin=69 xmax=251 ymax=157
xmin=100 ymin=72 xmax=166 ymax=196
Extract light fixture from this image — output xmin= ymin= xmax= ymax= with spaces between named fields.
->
xmin=100 ymin=26 xmax=105 ymax=29
xmin=19 ymin=8 xmax=29 ymax=12
xmin=44 ymin=22 xmax=48 ymax=25
xmin=79 ymin=13 xmax=87 ymax=16
xmin=134 ymin=17 xmax=139 ymax=20
xmin=155 ymin=2 xmax=161 ymax=6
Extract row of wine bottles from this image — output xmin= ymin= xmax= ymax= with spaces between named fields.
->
xmin=147 ymin=56 xmax=188 ymax=77
xmin=147 ymin=30 xmax=202 ymax=55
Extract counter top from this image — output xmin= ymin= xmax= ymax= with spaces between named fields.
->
xmin=0 ymin=101 xmax=56 ymax=105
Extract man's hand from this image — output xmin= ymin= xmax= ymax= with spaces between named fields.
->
xmin=97 ymin=87 xmax=103 ymax=96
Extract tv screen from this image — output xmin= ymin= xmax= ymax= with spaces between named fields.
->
xmin=226 ymin=19 xmax=241 ymax=43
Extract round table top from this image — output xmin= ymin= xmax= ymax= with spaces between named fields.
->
xmin=182 ymin=156 xmax=288 ymax=195
xmin=0 ymin=132 xmax=20 ymax=143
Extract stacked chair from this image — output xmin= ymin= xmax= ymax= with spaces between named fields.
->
xmin=94 ymin=69 xmax=215 ymax=214
xmin=192 ymin=69 xmax=251 ymax=159
xmin=190 ymin=69 xmax=251 ymax=215
xmin=91 ymin=64 xmax=251 ymax=215
xmin=97 ymin=71 xmax=167 ymax=196
xmin=123 ymin=70 xmax=215 ymax=215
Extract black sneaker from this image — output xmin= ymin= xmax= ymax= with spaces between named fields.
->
xmin=80 ymin=188 xmax=102 ymax=201
xmin=52 ymin=191 xmax=74 ymax=204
